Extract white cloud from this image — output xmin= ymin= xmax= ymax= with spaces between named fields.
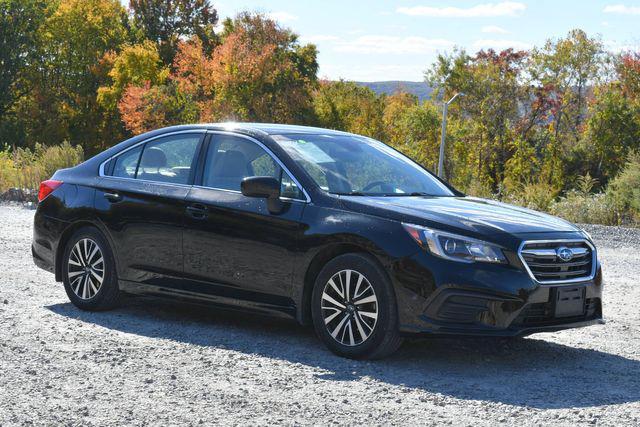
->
xmin=472 ymin=39 xmax=531 ymax=50
xmin=397 ymin=2 xmax=526 ymax=18
xmin=604 ymin=39 xmax=640 ymax=53
xmin=603 ymin=4 xmax=640 ymax=14
xmin=482 ymin=25 xmax=509 ymax=34
xmin=299 ymin=35 xmax=340 ymax=44
xmin=334 ymin=35 xmax=454 ymax=54
xmin=266 ymin=11 xmax=298 ymax=23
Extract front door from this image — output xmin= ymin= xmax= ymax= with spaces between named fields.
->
xmin=182 ymin=132 xmax=308 ymax=314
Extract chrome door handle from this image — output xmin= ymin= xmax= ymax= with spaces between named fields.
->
xmin=104 ymin=192 xmax=122 ymax=202
xmin=186 ymin=204 xmax=208 ymax=219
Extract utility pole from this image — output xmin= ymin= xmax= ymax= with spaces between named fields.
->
xmin=437 ymin=92 xmax=464 ymax=178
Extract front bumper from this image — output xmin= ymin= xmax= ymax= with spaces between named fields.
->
xmin=399 ymin=284 xmax=604 ymax=337
xmin=393 ymin=243 xmax=604 ymax=337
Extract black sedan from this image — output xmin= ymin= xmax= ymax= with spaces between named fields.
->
xmin=32 ymin=123 xmax=604 ymax=359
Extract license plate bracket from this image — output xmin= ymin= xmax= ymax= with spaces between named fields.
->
xmin=554 ymin=287 xmax=586 ymax=318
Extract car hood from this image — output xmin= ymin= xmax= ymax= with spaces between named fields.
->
xmin=339 ymin=195 xmax=580 ymax=237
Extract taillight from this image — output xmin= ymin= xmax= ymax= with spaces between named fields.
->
xmin=38 ymin=180 xmax=63 ymax=202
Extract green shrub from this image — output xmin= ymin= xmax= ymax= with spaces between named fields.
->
xmin=549 ymin=191 xmax=621 ymax=225
xmin=0 ymin=142 xmax=83 ymax=192
xmin=606 ymin=151 xmax=640 ymax=222
xmin=504 ymin=181 xmax=560 ymax=212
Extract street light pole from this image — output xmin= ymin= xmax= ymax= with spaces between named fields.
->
xmin=437 ymin=92 xmax=464 ymax=179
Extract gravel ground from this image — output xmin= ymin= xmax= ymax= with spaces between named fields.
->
xmin=0 ymin=204 xmax=639 ymax=426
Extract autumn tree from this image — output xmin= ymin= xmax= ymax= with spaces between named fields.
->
xmin=130 ymin=0 xmax=218 ymax=65
xmin=98 ymin=40 xmax=170 ymax=110
xmin=118 ymin=13 xmax=319 ymax=133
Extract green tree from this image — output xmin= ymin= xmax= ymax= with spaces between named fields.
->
xmin=530 ymin=29 xmax=606 ymax=144
xmin=14 ymin=0 xmax=130 ymax=152
xmin=313 ymin=80 xmax=385 ymax=140
xmin=0 ymin=0 xmax=50 ymax=145
xmin=426 ymin=48 xmax=529 ymax=188
xmin=584 ymin=85 xmax=640 ymax=182
xmin=97 ymin=40 xmax=170 ymax=111
xmin=384 ymin=96 xmax=441 ymax=172
xmin=130 ymin=0 xmax=218 ymax=65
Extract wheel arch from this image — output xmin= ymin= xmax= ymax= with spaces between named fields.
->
xmin=298 ymin=241 xmax=391 ymax=326
xmin=54 ymin=220 xmax=115 ymax=282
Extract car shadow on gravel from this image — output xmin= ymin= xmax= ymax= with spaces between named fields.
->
xmin=47 ymin=298 xmax=640 ymax=410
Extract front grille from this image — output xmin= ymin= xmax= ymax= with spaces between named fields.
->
xmin=519 ymin=240 xmax=595 ymax=283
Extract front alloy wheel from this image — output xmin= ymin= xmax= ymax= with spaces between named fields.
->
xmin=312 ymin=253 xmax=403 ymax=359
xmin=321 ymin=269 xmax=378 ymax=346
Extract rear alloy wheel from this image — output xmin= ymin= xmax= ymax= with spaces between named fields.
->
xmin=312 ymin=253 xmax=403 ymax=359
xmin=67 ymin=238 xmax=104 ymax=300
xmin=62 ymin=227 xmax=120 ymax=311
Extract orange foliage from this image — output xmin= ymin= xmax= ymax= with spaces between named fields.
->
xmin=118 ymin=84 xmax=153 ymax=135
xmin=118 ymin=13 xmax=317 ymax=133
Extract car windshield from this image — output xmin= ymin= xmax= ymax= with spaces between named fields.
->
xmin=272 ymin=133 xmax=455 ymax=196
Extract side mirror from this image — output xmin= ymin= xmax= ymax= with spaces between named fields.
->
xmin=241 ymin=176 xmax=280 ymax=199
xmin=241 ymin=176 xmax=284 ymax=213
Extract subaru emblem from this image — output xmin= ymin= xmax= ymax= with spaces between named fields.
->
xmin=556 ymin=246 xmax=574 ymax=262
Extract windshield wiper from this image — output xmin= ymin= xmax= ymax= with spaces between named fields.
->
xmin=379 ymin=192 xmax=434 ymax=197
xmin=331 ymin=191 xmax=435 ymax=197
xmin=330 ymin=191 xmax=368 ymax=196
xmin=405 ymin=192 xmax=433 ymax=196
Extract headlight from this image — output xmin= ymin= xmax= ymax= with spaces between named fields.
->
xmin=402 ymin=223 xmax=507 ymax=264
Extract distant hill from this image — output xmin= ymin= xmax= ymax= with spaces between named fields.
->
xmin=355 ymin=81 xmax=433 ymax=102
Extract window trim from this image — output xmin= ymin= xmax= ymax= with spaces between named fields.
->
xmin=99 ymin=130 xmax=207 ymax=182
xmin=98 ymin=129 xmax=311 ymax=203
xmin=194 ymin=131 xmax=311 ymax=203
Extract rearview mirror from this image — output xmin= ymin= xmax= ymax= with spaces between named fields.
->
xmin=241 ymin=176 xmax=280 ymax=199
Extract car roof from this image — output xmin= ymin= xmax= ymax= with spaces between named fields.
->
xmin=161 ymin=122 xmax=355 ymax=137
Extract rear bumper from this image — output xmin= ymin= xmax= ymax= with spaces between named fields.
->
xmin=32 ymin=208 xmax=69 ymax=278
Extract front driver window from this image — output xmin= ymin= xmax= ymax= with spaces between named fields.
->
xmin=203 ymin=135 xmax=304 ymax=200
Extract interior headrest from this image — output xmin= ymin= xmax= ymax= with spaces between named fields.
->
xmin=213 ymin=150 xmax=248 ymax=177
xmin=140 ymin=147 xmax=167 ymax=168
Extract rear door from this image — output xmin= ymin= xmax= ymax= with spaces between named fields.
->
xmin=95 ymin=131 xmax=204 ymax=287
xmin=181 ymin=132 xmax=308 ymax=313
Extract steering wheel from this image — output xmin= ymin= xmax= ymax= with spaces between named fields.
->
xmin=362 ymin=181 xmax=393 ymax=193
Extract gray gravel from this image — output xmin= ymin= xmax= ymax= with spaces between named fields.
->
xmin=1 ymin=204 xmax=639 ymax=426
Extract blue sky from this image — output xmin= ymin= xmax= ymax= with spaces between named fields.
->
xmin=127 ymin=1 xmax=640 ymax=81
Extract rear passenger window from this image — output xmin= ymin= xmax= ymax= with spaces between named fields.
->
xmin=112 ymin=145 xmax=142 ymax=179
xmin=136 ymin=134 xmax=200 ymax=184
xmin=109 ymin=134 xmax=201 ymax=184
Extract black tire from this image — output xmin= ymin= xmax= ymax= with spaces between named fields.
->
xmin=62 ymin=227 xmax=120 ymax=311
xmin=311 ymin=253 xmax=403 ymax=359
